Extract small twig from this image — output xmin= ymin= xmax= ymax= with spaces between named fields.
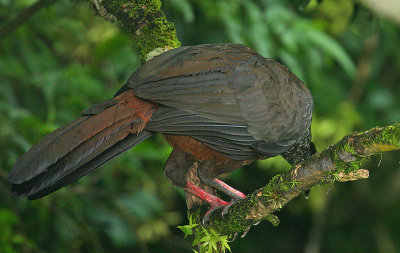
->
xmin=90 ymin=0 xmax=117 ymax=23
xmin=0 ymin=0 xmax=54 ymax=40
xmin=336 ymin=169 xmax=369 ymax=182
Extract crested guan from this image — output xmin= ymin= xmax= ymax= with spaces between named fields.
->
xmin=8 ymin=43 xmax=316 ymax=221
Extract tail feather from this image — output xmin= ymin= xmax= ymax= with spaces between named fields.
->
xmin=8 ymin=90 xmax=157 ymax=199
xmin=13 ymin=131 xmax=152 ymax=199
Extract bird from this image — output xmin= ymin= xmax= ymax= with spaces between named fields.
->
xmin=7 ymin=43 xmax=316 ymax=222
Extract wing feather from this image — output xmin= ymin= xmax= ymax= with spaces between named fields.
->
xmin=119 ymin=43 xmax=313 ymax=148
xmin=147 ymin=107 xmax=292 ymax=159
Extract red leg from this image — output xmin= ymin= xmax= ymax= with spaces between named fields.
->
xmin=185 ymin=182 xmax=228 ymax=206
xmin=214 ymin=178 xmax=246 ymax=199
xmin=212 ymin=178 xmax=246 ymax=215
xmin=184 ymin=182 xmax=228 ymax=224
xmin=196 ymin=164 xmax=246 ymax=216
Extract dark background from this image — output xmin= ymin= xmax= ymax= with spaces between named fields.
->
xmin=1 ymin=0 xmax=400 ymax=252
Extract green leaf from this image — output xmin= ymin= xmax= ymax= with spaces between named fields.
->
xmin=299 ymin=23 xmax=356 ymax=77
xmin=223 ymin=241 xmax=232 ymax=252
xmin=177 ymin=225 xmax=193 ymax=236
xmin=177 ymin=223 xmax=198 ymax=237
xmin=192 ymin=236 xmax=201 ymax=246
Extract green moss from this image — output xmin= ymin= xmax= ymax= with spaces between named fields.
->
xmin=136 ymin=16 xmax=180 ymax=62
xmin=262 ymin=174 xmax=297 ymax=201
xmin=101 ymin=0 xmax=180 ymax=62
xmin=127 ymin=0 xmax=162 ymax=18
xmin=102 ymin=0 xmax=161 ymax=18
xmin=329 ymin=136 xmax=363 ymax=174
xmin=265 ymin=214 xmax=280 ymax=226
xmin=323 ymin=124 xmax=400 ymax=181
xmin=363 ymin=124 xmax=400 ymax=153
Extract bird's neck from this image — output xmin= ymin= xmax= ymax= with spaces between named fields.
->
xmin=281 ymin=129 xmax=315 ymax=166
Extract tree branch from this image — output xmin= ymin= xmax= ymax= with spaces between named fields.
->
xmin=196 ymin=123 xmax=400 ymax=235
xmin=90 ymin=0 xmax=180 ymax=62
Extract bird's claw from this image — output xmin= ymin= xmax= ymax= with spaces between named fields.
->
xmin=229 ymin=232 xmax=239 ymax=242
xmin=241 ymin=226 xmax=251 ymax=238
xmin=222 ymin=203 xmax=232 ymax=217
xmin=222 ymin=196 xmax=245 ymax=217
xmin=203 ymin=197 xmax=245 ymax=226
xmin=240 ymin=220 xmax=261 ymax=238
xmin=202 ymin=204 xmax=226 ymax=227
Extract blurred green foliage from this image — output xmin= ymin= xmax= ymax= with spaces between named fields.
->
xmin=1 ymin=0 xmax=400 ymax=252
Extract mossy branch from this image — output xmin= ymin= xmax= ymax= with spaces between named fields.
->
xmin=195 ymin=123 xmax=400 ymax=236
xmin=90 ymin=0 xmax=180 ymax=62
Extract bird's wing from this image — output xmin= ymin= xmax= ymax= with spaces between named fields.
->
xmin=146 ymin=106 xmax=275 ymax=160
xmin=117 ymin=43 xmax=313 ymax=145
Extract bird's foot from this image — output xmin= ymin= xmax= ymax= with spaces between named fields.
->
xmin=184 ymin=182 xmax=228 ymax=226
xmin=241 ymin=220 xmax=261 ymax=238
xmin=213 ymin=178 xmax=246 ymax=200
xmin=199 ymin=177 xmax=246 ymax=217
xmin=229 ymin=232 xmax=239 ymax=242
xmin=222 ymin=195 xmax=245 ymax=217
xmin=204 ymin=194 xmax=246 ymax=226
xmin=202 ymin=201 xmax=228 ymax=226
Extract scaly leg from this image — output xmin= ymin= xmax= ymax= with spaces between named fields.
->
xmin=184 ymin=181 xmax=228 ymax=225
xmin=197 ymin=166 xmax=246 ymax=217
xmin=199 ymin=176 xmax=246 ymax=216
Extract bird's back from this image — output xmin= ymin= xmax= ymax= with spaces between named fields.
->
xmin=120 ymin=43 xmax=313 ymax=158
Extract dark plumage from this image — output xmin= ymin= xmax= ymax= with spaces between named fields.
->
xmin=8 ymin=44 xmax=315 ymax=218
